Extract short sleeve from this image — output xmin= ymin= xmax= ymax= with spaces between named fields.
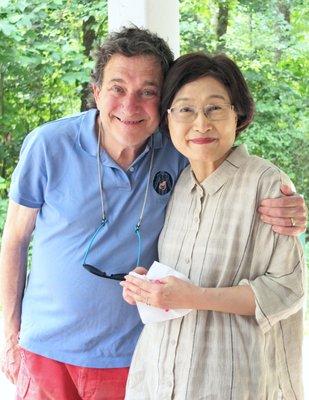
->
xmin=9 ymin=129 xmax=47 ymax=208
xmin=239 ymin=168 xmax=305 ymax=334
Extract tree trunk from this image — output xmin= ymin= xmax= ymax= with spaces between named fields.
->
xmin=81 ymin=15 xmax=96 ymax=111
xmin=278 ymin=1 xmax=290 ymax=24
xmin=0 ymin=67 xmax=4 ymax=118
xmin=275 ymin=1 xmax=291 ymax=62
xmin=216 ymin=2 xmax=229 ymax=51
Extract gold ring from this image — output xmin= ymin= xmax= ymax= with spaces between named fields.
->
xmin=290 ymin=217 xmax=296 ymax=227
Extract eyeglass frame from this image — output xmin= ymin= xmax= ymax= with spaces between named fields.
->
xmin=167 ymin=103 xmax=235 ymax=123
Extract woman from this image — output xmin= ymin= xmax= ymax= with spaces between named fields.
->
xmin=121 ymin=53 xmax=305 ymax=399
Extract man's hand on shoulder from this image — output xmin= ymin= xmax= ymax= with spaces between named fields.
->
xmin=258 ymin=184 xmax=307 ymax=236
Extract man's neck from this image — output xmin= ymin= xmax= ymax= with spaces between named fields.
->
xmin=96 ymin=117 xmax=148 ymax=169
xmin=104 ymin=142 xmax=147 ymax=169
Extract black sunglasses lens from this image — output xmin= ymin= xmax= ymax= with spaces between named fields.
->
xmin=83 ymin=264 xmax=107 ymax=277
xmin=110 ymin=274 xmax=126 ymax=281
xmin=83 ymin=264 xmax=126 ymax=281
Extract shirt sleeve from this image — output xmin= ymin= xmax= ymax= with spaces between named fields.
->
xmin=9 ymin=128 xmax=47 ymax=208
xmin=239 ymin=168 xmax=305 ymax=334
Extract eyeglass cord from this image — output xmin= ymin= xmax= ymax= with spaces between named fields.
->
xmin=83 ymin=119 xmax=155 ymax=268
xmin=82 ymin=219 xmax=107 ymax=266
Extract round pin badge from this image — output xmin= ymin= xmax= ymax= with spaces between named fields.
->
xmin=153 ymin=171 xmax=173 ymax=195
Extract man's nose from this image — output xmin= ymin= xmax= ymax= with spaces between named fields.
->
xmin=121 ymin=93 xmax=141 ymax=114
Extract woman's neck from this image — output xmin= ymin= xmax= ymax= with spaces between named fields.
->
xmin=190 ymin=161 xmax=217 ymax=183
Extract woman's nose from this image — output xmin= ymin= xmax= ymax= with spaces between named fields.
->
xmin=193 ymin=110 xmax=212 ymax=133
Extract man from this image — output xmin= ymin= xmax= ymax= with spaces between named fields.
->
xmin=0 ymin=27 xmax=307 ymax=400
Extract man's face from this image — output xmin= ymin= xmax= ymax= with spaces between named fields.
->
xmin=93 ymin=54 xmax=163 ymax=153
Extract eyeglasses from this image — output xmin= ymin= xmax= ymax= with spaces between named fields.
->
xmin=82 ymin=219 xmax=143 ymax=281
xmin=82 ymin=122 xmax=154 ymax=282
xmin=83 ymin=263 xmax=126 ymax=281
xmin=167 ymin=103 xmax=234 ymax=123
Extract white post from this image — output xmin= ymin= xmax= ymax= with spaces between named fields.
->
xmin=108 ymin=0 xmax=180 ymax=57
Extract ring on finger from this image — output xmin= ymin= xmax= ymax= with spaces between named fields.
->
xmin=290 ymin=217 xmax=296 ymax=227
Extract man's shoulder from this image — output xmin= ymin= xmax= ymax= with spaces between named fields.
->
xmin=22 ymin=109 xmax=96 ymax=150
xmin=34 ymin=109 xmax=94 ymax=138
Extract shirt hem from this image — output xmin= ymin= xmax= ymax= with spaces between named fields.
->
xmin=19 ymin=343 xmax=132 ymax=368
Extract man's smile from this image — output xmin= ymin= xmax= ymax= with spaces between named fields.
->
xmin=115 ymin=116 xmax=145 ymax=125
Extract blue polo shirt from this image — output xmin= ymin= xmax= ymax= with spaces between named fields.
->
xmin=9 ymin=109 xmax=187 ymax=368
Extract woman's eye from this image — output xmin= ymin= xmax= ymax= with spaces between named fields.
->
xmin=179 ymin=106 xmax=195 ymax=113
xmin=207 ymin=104 xmax=222 ymax=112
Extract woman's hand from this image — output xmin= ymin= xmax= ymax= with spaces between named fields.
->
xmin=121 ymin=274 xmax=200 ymax=310
xmin=122 ymin=267 xmax=148 ymax=305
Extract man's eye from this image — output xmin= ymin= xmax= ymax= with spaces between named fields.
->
xmin=110 ymin=86 xmax=125 ymax=94
xmin=141 ymin=89 xmax=157 ymax=97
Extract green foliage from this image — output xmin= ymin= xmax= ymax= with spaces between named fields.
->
xmin=0 ymin=0 xmax=108 ymax=189
xmin=179 ymin=0 xmax=309 ymax=203
xmin=0 ymin=198 xmax=8 ymax=238
xmin=0 ymin=0 xmax=308 ymax=215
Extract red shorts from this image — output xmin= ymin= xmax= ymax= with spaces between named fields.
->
xmin=16 ymin=348 xmax=129 ymax=400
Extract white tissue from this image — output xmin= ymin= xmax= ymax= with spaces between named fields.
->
xmin=130 ymin=261 xmax=192 ymax=324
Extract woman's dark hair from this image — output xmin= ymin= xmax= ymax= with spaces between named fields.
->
xmin=160 ymin=52 xmax=255 ymax=135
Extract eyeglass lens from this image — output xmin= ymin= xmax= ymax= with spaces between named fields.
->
xmin=83 ymin=263 xmax=126 ymax=281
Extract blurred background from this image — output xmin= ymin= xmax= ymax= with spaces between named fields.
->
xmin=0 ymin=0 xmax=308 ymax=398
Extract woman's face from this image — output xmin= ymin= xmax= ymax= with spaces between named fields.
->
xmin=167 ymin=76 xmax=237 ymax=168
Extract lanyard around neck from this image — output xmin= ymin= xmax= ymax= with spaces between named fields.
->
xmin=96 ymin=122 xmax=155 ymax=265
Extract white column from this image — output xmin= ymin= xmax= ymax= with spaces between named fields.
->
xmin=108 ymin=0 xmax=180 ymax=57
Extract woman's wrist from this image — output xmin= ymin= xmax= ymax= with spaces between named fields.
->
xmin=192 ymin=286 xmax=208 ymax=310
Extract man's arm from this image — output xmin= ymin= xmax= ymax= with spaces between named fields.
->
xmin=0 ymin=200 xmax=38 ymax=384
xmin=258 ymin=184 xmax=307 ymax=235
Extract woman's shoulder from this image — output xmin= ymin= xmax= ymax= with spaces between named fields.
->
xmin=238 ymin=149 xmax=295 ymax=197
xmin=245 ymin=153 xmax=293 ymax=188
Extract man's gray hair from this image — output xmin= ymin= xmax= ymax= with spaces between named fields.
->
xmin=91 ymin=26 xmax=174 ymax=89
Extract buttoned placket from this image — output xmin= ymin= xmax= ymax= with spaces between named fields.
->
xmin=156 ymin=185 xmax=205 ymax=400
xmin=180 ymin=184 xmax=205 ymax=277
xmin=156 ymin=318 xmax=183 ymax=399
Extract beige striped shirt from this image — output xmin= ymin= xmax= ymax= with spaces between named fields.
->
xmin=125 ymin=145 xmax=305 ymax=400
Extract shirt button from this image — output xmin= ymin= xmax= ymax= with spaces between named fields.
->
xmin=129 ymin=166 xmax=134 ymax=172
xmin=185 ymin=257 xmax=190 ymax=264
xmin=194 ymin=217 xmax=199 ymax=223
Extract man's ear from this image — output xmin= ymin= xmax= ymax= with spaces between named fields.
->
xmin=92 ymin=83 xmax=100 ymax=104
